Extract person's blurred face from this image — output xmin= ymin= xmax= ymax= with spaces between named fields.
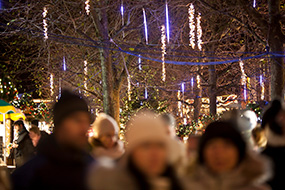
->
xmin=14 ymin=124 xmax=22 ymax=133
xmin=29 ymin=132 xmax=41 ymax=147
xmin=131 ymin=141 xmax=168 ymax=177
xmin=56 ymin=111 xmax=90 ymax=150
xmin=99 ymin=131 xmax=117 ymax=149
xmin=203 ymin=138 xmax=239 ymax=174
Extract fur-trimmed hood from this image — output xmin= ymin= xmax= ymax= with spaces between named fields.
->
xmin=185 ymin=152 xmax=271 ymax=190
xmin=91 ymin=139 xmax=125 ymax=160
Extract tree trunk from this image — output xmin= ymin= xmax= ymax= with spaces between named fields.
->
xmin=268 ymin=0 xmax=284 ymax=100
xmin=209 ymin=65 xmax=217 ymax=115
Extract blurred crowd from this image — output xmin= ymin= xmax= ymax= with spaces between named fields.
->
xmin=1 ymin=90 xmax=285 ymax=190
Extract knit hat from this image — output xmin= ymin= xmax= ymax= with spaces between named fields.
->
xmin=125 ymin=111 xmax=172 ymax=155
xmin=53 ymin=90 xmax=92 ymax=127
xmin=261 ymin=99 xmax=283 ymax=135
xmin=92 ymin=113 xmax=119 ymax=138
xmin=198 ymin=121 xmax=246 ymax=164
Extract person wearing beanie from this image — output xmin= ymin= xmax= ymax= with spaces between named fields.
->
xmin=185 ymin=121 xmax=271 ymax=190
xmin=88 ymin=110 xmax=185 ymax=190
xmin=12 ymin=90 xmax=94 ymax=190
xmin=261 ymin=99 xmax=285 ymax=190
xmin=89 ymin=113 xmax=125 ymax=160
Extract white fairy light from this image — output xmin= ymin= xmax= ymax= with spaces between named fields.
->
xmin=188 ymin=4 xmax=195 ymax=49
xmin=161 ymin=25 xmax=167 ymax=82
xmin=177 ymin=90 xmax=182 ymax=115
xmin=197 ymin=75 xmax=201 ymax=89
xmin=181 ymin=82 xmax=185 ymax=93
xmin=138 ymin=55 xmax=142 ymax=70
xmin=145 ymin=87 xmax=148 ymax=99
xmin=165 ymin=0 xmax=170 ymax=43
xmin=197 ymin=12 xmax=202 ymax=51
xmin=84 ymin=60 xmax=88 ymax=90
xmin=85 ymin=0 xmax=90 ymax=15
xmin=63 ymin=56 xmax=66 ymax=71
xmin=42 ymin=7 xmax=48 ymax=40
xmin=239 ymin=60 xmax=247 ymax=100
xmin=50 ymin=73 xmax=54 ymax=96
xmin=260 ymin=75 xmax=264 ymax=100
xmin=191 ymin=77 xmax=194 ymax=92
xmin=253 ymin=0 xmax=256 ymax=8
xmin=127 ymin=76 xmax=131 ymax=101
xmin=142 ymin=8 xmax=148 ymax=44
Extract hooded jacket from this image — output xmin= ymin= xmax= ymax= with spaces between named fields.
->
xmin=185 ymin=152 xmax=271 ymax=190
xmin=12 ymin=135 xmax=94 ymax=190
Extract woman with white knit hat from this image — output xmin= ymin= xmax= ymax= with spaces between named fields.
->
xmin=88 ymin=110 xmax=185 ymax=190
xmin=89 ymin=113 xmax=125 ymax=160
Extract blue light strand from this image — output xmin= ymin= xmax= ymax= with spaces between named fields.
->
xmin=165 ymin=0 xmax=170 ymax=43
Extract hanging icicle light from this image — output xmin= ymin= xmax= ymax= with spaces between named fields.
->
xmin=42 ymin=7 xmax=48 ymax=41
xmin=177 ymin=90 xmax=182 ymax=116
xmin=197 ymin=12 xmax=203 ymax=51
xmin=161 ymin=25 xmax=167 ymax=82
xmin=191 ymin=77 xmax=194 ymax=92
xmin=188 ymin=4 xmax=195 ymax=49
xmin=50 ymin=73 xmax=54 ymax=96
xmin=145 ymin=87 xmax=148 ymax=99
xmin=239 ymin=60 xmax=247 ymax=100
xmin=165 ymin=0 xmax=170 ymax=43
xmin=127 ymin=76 xmax=131 ymax=101
xmin=260 ymin=75 xmax=264 ymax=100
xmin=142 ymin=8 xmax=149 ymax=44
xmin=85 ymin=0 xmax=90 ymax=15
xmin=197 ymin=75 xmax=201 ymax=89
xmin=138 ymin=55 xmax=142 ymax=70
xmin=253 ymin=0 xmax=256 ymax=8
xmin=181 ymin=82 xmax=185 ymax=93
xmin=84 ymin=60 xmax=88 ymax=90
xmin=63 ymin=56 xmax=66 ymax=71
xmin=59 ymin=78 xmax=62 ymax=98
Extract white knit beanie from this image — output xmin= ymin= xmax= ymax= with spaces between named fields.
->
xmin=92 ymin=113 xmax=119 ymax=138
xmin=125 ymin=111 xmax=173 ymax=156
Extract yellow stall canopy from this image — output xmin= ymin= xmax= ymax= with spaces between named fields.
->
xmin=0 ymin=99 xmax=26 ymax=122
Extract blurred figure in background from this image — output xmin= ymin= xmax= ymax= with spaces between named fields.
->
xmin=89 ymin=113 xmax=124 ymax=160
xmin=89 ymin=111 xmax=184 ymax=190
xmin=0 ymin=160 xmax=11 ymax=190
xmin=186 ymin=135 xmax=201 ymax=163
xmin=12 ymin=90 xmax=94 ymax=190
xmin=261 ymin=99 xmax=285 ymax=190
xmin=159 ymin=113 xmax=186 ymax=175
xmin=13 ymin=120 xmax=34 ymax=167
xmin=185 ymin=121 xmax=271 ymax=190
xmin=251 ymin=125 xmax=267 ymax=152
xmin=31 ymin=120 xmax=49 ymax=139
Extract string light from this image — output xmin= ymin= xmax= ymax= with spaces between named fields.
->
xmin=85 ymin=0 xmax=90 ymax=15
xmin=63 ymin=56 xmax=66 ymax=71
xmin=50 ymin=73 xmax=54 ymax=96
xmin=181 ymin=82 xmax=185 ymax=93
xmin=138 ymin=54 xmax=142 ymax=70
xmin=197 ymin=75 xmax=201 ymax=89
xmin=239 ymin=60 xmax=247 ymax=100
xmin=142 ymin=8 xmax=148 ymax=44
xmin=197 ymin=12 xmax=202 ymax=51
xmin=59 ymin=78 xmax=61 ymax=98
xmin=42 ymin=7 xmax=48 ymax=40
xmin=188 ymin=4 xmax=195 ymax=49
xmin=121 ymin=1 xmax=124 ymax=38
xmin=260 ymin=75 xmax=264 ymax=100
xmin=84 ymin=60 xmax=88 ymax=90
xmin=161 ymin=25 xmax=166 ymax=82
xmin=177 ymin=90 xmax=182 ymax=116
xmin=253 ymin=0 xmax=256 ymax=8
xmin=145 ymin=87 xmax=148 ymax=99
xmin=165 ymin=0 xmax=170 ymax=43
xmin=127 ymin=76 xmax=131 ymax=101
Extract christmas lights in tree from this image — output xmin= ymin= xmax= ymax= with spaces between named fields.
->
xmin=84 ymin=60 xmax=88 ymax=90
xmin=85 ymin=0 xmax=90 ymax=15
xmin=127 ymin=76 xmax=131 ymax=101
xmin=50 ymin=73 xmax=54 ymax=96
xmin=142 ymin=8 xmax=148 ymax=44
xmin=188 ymin=4 xmax=195 ymax=49
xmin=161 ymin=25 xmax=166 ymax=82
xmin=42 ymin=7 xmax=48 ymax=40
xmin=165 ymin=0 xmax=170 ymax=43
xmin=197 ymin=12 xmax=202 ymax=51
xmin=239 ymin=60 xmax=247 ymax=100
xmin=260 ymin=75 xmax=264 ymax=100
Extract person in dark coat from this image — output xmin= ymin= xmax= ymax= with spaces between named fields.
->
xmin=11 ymin=90 xmax=94 ymax=190
xmin=31 ymin=120 xmax=49 ymax=140
xmin=261 ymin=99 xmax=285 ymax=190
xmin=13 ymin=120 xmax=34 ymax=167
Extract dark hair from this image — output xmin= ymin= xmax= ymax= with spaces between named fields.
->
xmin=29 ymin=126 xmax=41 ymax=136
xmin=128 ymin=157 xmax=183 ymax=190
xmin=14 ymin=120 xmax=24 ymax=128
xmin=198 ymin=121 xmax=246 ymax=165
xmin=31 ymin=120 xmax=39 ymax=127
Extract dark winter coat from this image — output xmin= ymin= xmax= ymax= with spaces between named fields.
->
xmin=11 ymin=135 xmax=94 ymax=190
xmin=15 ymin=129 xmax=34 ymax=167
xmin=261 ymin=127 xmax=285 ymax=190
